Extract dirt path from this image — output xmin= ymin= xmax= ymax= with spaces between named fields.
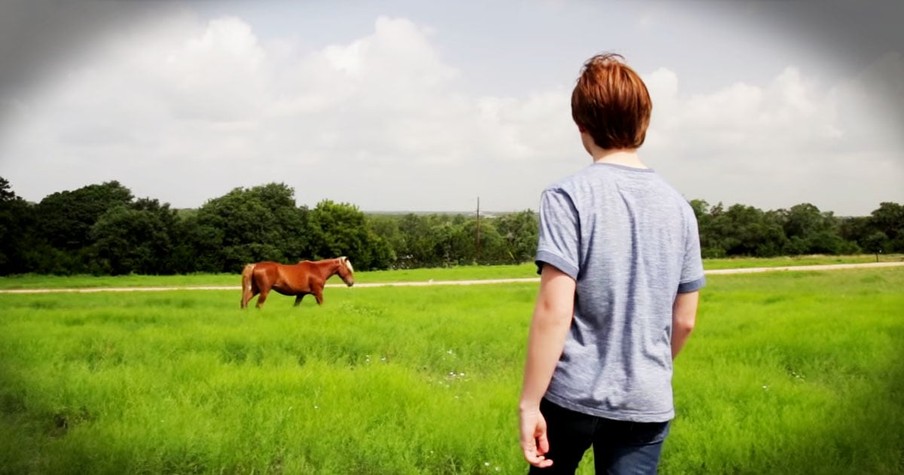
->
xmin=1 ymin=261 xmax=901 ymax=295
xmin=703 ymin=261 xmax=904 ymax=275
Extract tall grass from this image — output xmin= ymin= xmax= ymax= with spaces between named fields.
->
xmin=1 ymin=268 xmax=902 ymax=474
xmin=665 ymin=269 xmax=904 ymax=474
xmin=0 ymin=285 xmax=532 ymax=474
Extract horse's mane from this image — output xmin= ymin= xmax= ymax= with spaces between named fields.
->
xmin=294 ymin=257 xmax=351 ymax=270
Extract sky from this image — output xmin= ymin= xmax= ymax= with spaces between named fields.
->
xmin=0 ymin=0 xmax=902 ymax=216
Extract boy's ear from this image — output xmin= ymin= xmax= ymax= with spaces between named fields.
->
xmin=576 ymin=123 xmax=586 ymax=133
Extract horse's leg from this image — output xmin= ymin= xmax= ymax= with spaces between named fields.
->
xmin=313 ymin=286 xmax=324 ymax=305
xmin=246 ymin=289 xmax=260 ymax=309
xmin=256 ymin=286 xmax=271 ymax=309
xmin=241 ymin=282 xmax=249 ymax=309
xmin=241 ymin=286 xmax=255 ymax=309
xmin=294 ymin=294 xmax=305 ymax=307
xmin=241 ymin=264 xmax=258 ymax=309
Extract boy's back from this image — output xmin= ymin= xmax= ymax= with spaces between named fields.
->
xmin=536 ymin=162 xmax=705 ymax=422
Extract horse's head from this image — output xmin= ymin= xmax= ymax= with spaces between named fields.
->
xmin=336 ymin=256 xmax=355 ymax=287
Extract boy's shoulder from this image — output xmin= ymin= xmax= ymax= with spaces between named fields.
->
xmin=543 ymin=164 xmax=693 ymax=216
xmin=546 ymin=163 xmax=659 ymax=192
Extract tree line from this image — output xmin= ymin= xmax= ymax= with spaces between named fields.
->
xmin=0 ymin=177 xmax=901 ymax=276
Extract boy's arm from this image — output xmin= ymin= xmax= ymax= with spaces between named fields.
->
xmin=519 ymin=264 xmax=575 ymax=408
xmin=671 ymin=290 xmax=699 ymax=359
xmin=519 ymin=264 xmax=575 ymax=468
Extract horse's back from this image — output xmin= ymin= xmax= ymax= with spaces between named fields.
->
xmin=247 ymin=261 xmax=280 ymax=283
xmin=285 ymin=261 xmax=318 ymax=287
xmin=253 ymin=261 xmax=282 ymax=270
xmin=295 ymin=260 xmax=318 ymax=272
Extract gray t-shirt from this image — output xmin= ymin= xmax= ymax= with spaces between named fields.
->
xmin=535 ymin=162 xmax=705 ymax=422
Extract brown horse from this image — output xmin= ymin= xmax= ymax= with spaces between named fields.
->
xmin=240 ymin=257 xmax=355 ymax=309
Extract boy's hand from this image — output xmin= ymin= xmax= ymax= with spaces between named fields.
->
xmin=519 ymin=406 xmax=553 ymax=468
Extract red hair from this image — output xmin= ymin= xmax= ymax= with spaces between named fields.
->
xmin=571 ymin=53 xmax=652 ymax=150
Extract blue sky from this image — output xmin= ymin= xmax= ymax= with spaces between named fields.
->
xmin=0 ymin=0 xmax=901 ymax=215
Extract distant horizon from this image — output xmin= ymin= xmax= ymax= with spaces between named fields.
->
xmin=10 ymin=180 xmax=893 ymax=218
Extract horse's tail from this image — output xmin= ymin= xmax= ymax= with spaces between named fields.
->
xmin=240 ymin=263 xmax=256 ymax=309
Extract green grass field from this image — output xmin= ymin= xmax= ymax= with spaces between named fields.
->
xmin=1 ymin=265 xmax=902 ymax=474
xmin=0 ymin=254 xmax=901 ymax=290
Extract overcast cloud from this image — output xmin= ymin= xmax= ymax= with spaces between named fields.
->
xmin=0 ymin=0 xmax=902 ymax=216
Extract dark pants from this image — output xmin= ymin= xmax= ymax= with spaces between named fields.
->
xmin=528 ymin=398 xmax=670 ymax=475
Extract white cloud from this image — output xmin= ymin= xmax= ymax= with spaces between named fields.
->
xmin=643 ymin=55 xmax=904 ymax=215
xmin=0 ymin=10 xmax=900 ymax=216
xmin=1 ymin=13 xmax=580 ymax=211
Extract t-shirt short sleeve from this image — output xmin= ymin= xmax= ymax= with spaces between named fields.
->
xmin=535 ymin=188 xmax=580 ymax=279
xmin=678 ymin=206 xmax=706 ymax=293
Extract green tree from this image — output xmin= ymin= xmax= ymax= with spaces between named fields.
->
xmin=368 ymin=215 xmax=404 ymax=268
xmin=494 ymin=210 xmax=539 ymax=264
xmin=170 ymin=212 xmax=225 ymax=273
xmin=778 ymin=203 xmax=847 ymax=255
xmin=194 ymin=183 xmax=308 ymax=272
xmin=430 ymin=216 xmax=458 ymax=266
xmin=757 ymin=210 xmax=789 ymax=257
xmin=690 ymin=200 xmax=727 ymax=258
xmin=90 ymin=199 xmax=177 ymax=275
xmin=35 ymin=181 xmax=133 ymax=252
xmin=308 ymin=200 xmax=391 ymax=270
xmin=862 ymin=231 xmax=889 ymax=256
xmin=446 ymin=217 xmax=506 ymax=265
xmin=868 ymin=202 xmax=904 ymax=252
xmin=395 ymin=214 xmax=440 ymax=268
xmin=0 ymin=177 xmax=38 ymax=275
xmin=29 ymin=181 xmax=134 ymax=273
xmin=710 ymin=204 xmax=785 ymax=257
xmin=838 ymin=216 xmax=870 ymax=253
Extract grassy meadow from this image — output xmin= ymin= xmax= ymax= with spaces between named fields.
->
xmin=0 ymin=263 xmax=902 ymax=474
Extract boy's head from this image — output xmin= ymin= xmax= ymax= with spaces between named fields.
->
xmin=571 ymin=53 xmax=652 ymax=151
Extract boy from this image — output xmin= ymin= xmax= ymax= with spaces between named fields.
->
xmin=518 ymin=53 xmax=705 ymax=474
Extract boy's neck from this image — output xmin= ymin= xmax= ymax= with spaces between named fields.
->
xmin=581 ymin=132 xmax=647 ymax=168
xmin=590 ymin=148 xmax=647 ymax=169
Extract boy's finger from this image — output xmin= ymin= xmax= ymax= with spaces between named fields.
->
xmin=536 ymin=433 xmax=550 ymax=455
xmin=527 ymin=453 xmax=553 ymax=468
